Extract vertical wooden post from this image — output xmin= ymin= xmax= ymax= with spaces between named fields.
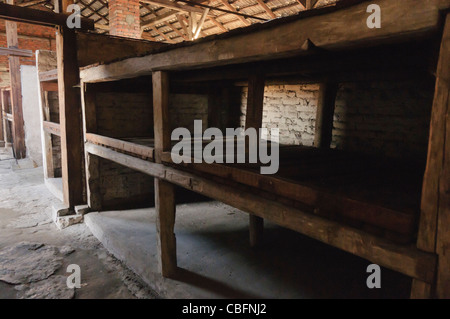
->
xmin=413 ymin=13 xmax=450 ymax=299
xmin=41 ymin=90 xmax=55 ymax=178
xmin=81 ymin=83 xmax=101 ymax=211
xmin=56 ymin=25 xmax=84 ymax=208
xmin=153 ymin=71 xmax=177 ymax=277
xmin=314 ymin=81 xmax=338 ymax=149
xmin=245 ymin=73 xmax=265 ymax=247
xmin=1 ymin=90 xmax=10 ymax=145
xmin=6 ymin=0 xmax=26 ymax=158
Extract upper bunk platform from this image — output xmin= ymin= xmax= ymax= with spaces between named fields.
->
xmin=80 ymin=0 xmax=450 ymax=83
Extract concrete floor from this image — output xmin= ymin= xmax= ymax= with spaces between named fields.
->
xmin=86 ymin=203 xmax=412 ymax=299
xmin=0 ymin=147 xmax=157 ymax=299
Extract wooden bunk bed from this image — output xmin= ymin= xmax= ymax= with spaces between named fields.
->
xmin=79 ymin=0 xmax=450 ymax=298
xmin=34 ymin=33 xmax=166 ymax=205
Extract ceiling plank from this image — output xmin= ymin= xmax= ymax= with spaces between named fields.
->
xmin=207 ymin=15 xmax=227 ymax=32
xmin=149 ymin=25 xmax=176 ymax=43
xmin=141 ymin=10 xmax=179 ymax=28
xmin=164 ymin=20 xmax=188 ymax=40
xmin=218 ymin=0 xmax=251 ymax=26
xmin=140 ymin=0 xmax=209 ymax=15
xmin=254 ymin=0 xmax=276 ymax=19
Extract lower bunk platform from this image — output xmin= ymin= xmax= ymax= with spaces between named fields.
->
xmin=84 ymin=136 xmax=436 ymax=285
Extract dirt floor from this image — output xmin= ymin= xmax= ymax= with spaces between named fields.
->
xmin=0 ymin=147 xmax=159 ymax=299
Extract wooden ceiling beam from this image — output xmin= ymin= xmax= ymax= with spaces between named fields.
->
xmin=0 ymin=2 xmax=95 ymax=29
xmin=218 ymin=0 xmax=251 ymax=26
xmin=140 ymin=0 xmax=209 ymax=15
xmin=164 ymin=20 xmax=188 ymax=40
xmin=141 ymin=10 xmax=179 ymax=28
xmin=207 ymin=15 xmax=227 ymax=32
xmin=149 ymin=25 xmax=176 ymax=43
xmin=254 ymin=0 xmax=276 ymax=19
xmin=18 ymin=0 xmax=47 ymax=8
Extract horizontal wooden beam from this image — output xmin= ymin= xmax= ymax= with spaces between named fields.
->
xmin=41 ymin=81 xmax=58 ymax=91
xmin=85 ymin=142 xmax=437 ymax=283
xmin=0 ymin=3 xmax=95 ymax=30
xmin=43 ymin=120 xmax=60 ymax=136
xmin=0 ymin=47 xmax=33 ymax=57
xmin=85 ymin=133 xmax=155 ymax=160
xmin=39 ymin=69 xmax=58 ymax=82
xmin=81 ymin=0 xmax=449 ymax=82
xmin=140 ymin=0 xmax=207 ymax=14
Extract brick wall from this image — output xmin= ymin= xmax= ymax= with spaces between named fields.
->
xmin=169 ymin=94 xmax=209 ymax=133
xmin=0 ymin=21 xmax=56 ymax=86
xmin=240 ymin=79 xmax=434 ymax=160
xmin=109 ymin=0 xmax=141 ymax=39
xmin=96 ymin=92 xmax=153 ymax=138
xmin=240 ymin=84 xmax=319 ymax=146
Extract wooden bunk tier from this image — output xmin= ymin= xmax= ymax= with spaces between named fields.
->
xmin=85 ymin=133 xmax=423 ymax=244
xmin=80 ymin=0 xmax=450 ymax=83
xmin=85 ymin=139 xmax=436 ymax=284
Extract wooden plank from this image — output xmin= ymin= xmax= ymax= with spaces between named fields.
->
xmin=1 ymin=90 xmax=10 ymax=144
xmin=39 ymin=69 xmax=58 ymax=82
xmin=38 ymin=81 xmax=55 ymax=179
xmin=141 ymin=0 xmax=206 ymax=14
xmin=255 ymin=0 xmax=276 ymax=19
xmin=81 ymin=84 xmax=101 ymax=211
xmin=81 ymin=0 xmax=450 ymax=83
xmin=152 ymin=70 xmax=177 ymax=277
xmin=85 ymin=133 xmax=154 ymax=160
xmin=76 ymin=32 xmax=168 ymax=67
xmin=152 ymin=71 xmax=170 ymax=163
xmin=155 ymin=178 xmax=177 ymax=277
xmin=435 ymin=13 xmax=450 ymax=299
xmin=0 ymin=47 xmax=33 ymax=57
xmin=245 ymin=73 xmax=265 ymax=247
xmin=41 ymin=81 xmax=59 ymax=92
xmin=161 ymin=152 xmax=416 ymax=236
xmin=417 ymin=14 xmax=450 ymax=253
xmin=56 ymin=26 xmax=84 ymax=207
xmin=0 ymin=3 xmax=94 ymax=29
xmin=410 ymin=279 xmax=433 ymax=299
xmin=85 ymin=142 xmax=437 ymax=283
xmin=6 ymin=6 xmax=26 ymax=159
xmin=314 ymin=81 xmax=338 ymax=148
xmin=218 ymin=0 xmax=251 ymax=26
xmin=43 ymin=121 xmax=61 ymax=136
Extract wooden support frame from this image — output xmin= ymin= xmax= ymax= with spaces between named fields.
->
xmin=152 ymin=71 xmax=177 ymax=277
xmin=314 ymin=81 xmax=338 ymax=148
xmin=81 ymin=83 xmax=102 ymax=211
xmin=245 ymin=73 xmax=265 ymax=247
xmin=56 ymin=26 xmax=85 ymax=208
xmin=413 ymin=12 xmax=450 ymax=299
xmin=85 ymin=142 xmax=437 ymax=284
xmin=1 ymin=89 xmax=12 ymax=146
xmin=6 ymin=2 xmax=26 ymax=159
xmin=0 ymin=2 xmax=95 ymax=30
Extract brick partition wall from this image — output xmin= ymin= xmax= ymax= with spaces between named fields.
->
xmin=109 ymin=0 xmax=141 ymax=39
xmin=240 ymin=79 xmax=434 ymax=161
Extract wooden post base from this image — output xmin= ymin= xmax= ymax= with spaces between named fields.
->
xmin=155 ymin=178 xmax=177 ymax=278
